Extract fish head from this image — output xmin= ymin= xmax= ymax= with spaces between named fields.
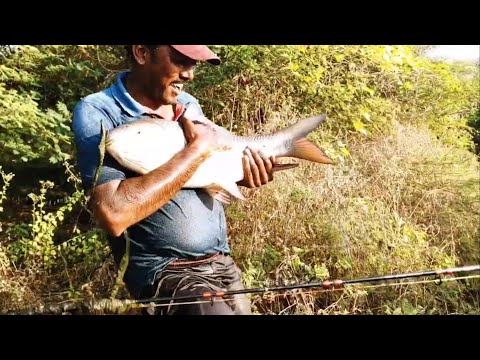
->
xmin=105 ymin=118 xmax=165 ymax=154
xmin=104 ymin=117 xmax=188 ymax=175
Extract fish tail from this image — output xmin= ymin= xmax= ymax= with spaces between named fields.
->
xmin=279 ymin=114 xmax=334 ymax=165
xmin=287 ymin=138 xmax=334 ymax=165
xmin=277 ymin=114 xmax=327 ymax=139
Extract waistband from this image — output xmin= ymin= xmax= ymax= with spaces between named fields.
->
xmin=168 ymin=253 xmax=221 ymax=268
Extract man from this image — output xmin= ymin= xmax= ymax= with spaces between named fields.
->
xmin=72 ymin=45 xmax=276 ymax=315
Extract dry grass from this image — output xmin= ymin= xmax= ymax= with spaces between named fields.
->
xmin=226 ymin=120 xmax=480 ymax=314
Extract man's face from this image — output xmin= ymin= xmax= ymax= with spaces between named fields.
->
xmin=140 ymin=45 xmax=198 ymax=105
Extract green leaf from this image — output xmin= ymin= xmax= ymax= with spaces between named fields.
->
xmin=362 ymin=112 xmax=371 ymax=122
xmin=292 ymin=246 xmax=304 ymax=254
xmin=362 ymin=86 xmax=374 ymax=95
xmin=290 ymin=63 xmax=299 ymax=72
xmin=340 ymin=147 xmax=351 ymax=157
xmin=353 ymin=121 xmax=368 ymax=135
xmin=49 ymin=156 xmax=59 ymax=164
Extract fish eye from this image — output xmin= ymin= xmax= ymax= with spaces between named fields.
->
xmin=137 ymin=131 xmax=141 ymax=134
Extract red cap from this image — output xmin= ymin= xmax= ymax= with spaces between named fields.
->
xmin=170 ymin=45 xmax=221 ymax=65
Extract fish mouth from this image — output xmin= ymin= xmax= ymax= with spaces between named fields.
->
xmin=105 ymin=139 xmax=113 ymax=147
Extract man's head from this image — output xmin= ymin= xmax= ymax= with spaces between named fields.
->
xmin=125 ymin=45 xmax=220 ymax=105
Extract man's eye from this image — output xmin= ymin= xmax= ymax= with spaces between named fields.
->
xmin=172 ymin=55 xmax=196 ymax=68
xmin=181 ymin=60 xmax=194 ymax=67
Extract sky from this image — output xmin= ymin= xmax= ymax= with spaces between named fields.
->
xmin=424 ymin=45 xmax=479 ymax=62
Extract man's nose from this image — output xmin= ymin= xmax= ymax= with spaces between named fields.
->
xmin=180 ymin=68 xmax=194 ymax=81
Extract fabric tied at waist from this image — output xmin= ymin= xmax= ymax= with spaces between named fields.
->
xmin=168 ymin=253 xmax=221 ymax=267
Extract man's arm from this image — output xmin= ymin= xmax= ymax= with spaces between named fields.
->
xmin=93 ymin=142 xmax=275 ymax=236
xmin=91 ymin=139 xmax=210 ymax=237
xmin=73 ymin=102 xmax=217 ymax=237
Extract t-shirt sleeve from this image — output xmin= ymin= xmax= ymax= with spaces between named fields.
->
xmin=72 ymin=100 xmax=126 ymax=192
xmin=178 ymin=92 xmax=205 ymax=119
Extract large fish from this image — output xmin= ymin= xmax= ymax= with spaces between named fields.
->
xmin=105 ymin=110 xmax=333 ymax=204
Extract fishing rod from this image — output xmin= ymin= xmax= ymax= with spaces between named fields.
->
xmin=135 ymin=264 xmax=480 ymax=305
xmin=6 ymin=265 xmax=479 ymax=314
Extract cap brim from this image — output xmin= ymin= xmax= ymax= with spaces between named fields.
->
xmin=171 ymin=45 xmax=221 ymax=65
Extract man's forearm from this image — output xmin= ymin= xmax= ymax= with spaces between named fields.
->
xmin=92 ymin=142 xmax=210 ymax=236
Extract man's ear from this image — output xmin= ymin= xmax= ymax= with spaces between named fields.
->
xmin=131 ymin=45 xmax=149 ymax=66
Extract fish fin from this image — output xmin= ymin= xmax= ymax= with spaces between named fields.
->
xmin=119 ymin=155 xmax=151 ymax=175
xmin=207 ymin=187 xmax=233 ymax=205
xmin=218 ymin=181 xmax=246 ymax=201
xmin=206 ymin=182 xmax=246 ymax=204
xmin=273 ymin=163 xmax=299 ymax=172
xmin=288 ymin=138 xmax=335 ymax=165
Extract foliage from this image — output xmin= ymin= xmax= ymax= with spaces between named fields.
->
xmin=0 ymin=45 xmax=123 ymax=166
xmin=190 ymin=45 xmax=478 ymax=153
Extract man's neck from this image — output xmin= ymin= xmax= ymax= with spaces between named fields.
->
xmin=145 ymin=104 xmax=175 ymax=119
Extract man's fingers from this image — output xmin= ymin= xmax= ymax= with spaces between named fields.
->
xmin=251 ymin=150 xmax=270 ymax=185
xmin=242 ymin=154 xmax=254 ymax=188
xmin=240 ymin=148 xmax=277 ymax=188
xmin=270 ymin=156 xmax=276 ymax=168
xmin=180 ymin=116 xmax=195 ymax=142
xmin=244 ymin=148 xmax=261 ymax=187
xmin=259 ymin=152 xmax=274 ymax=181
xmin=269 ymin=156 xmax=276 ymax=181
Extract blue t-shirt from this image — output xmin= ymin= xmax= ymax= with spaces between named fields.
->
xmin=72 ymin=71 xmax=230 ymax=298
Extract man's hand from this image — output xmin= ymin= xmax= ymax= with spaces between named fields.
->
xmin=182 ymin=115 xmax=275 ymax=188
xmin=238 ymin=147 xmax=276 ymax=188
xmin=180 ymin=116 xmax=219 ymax=154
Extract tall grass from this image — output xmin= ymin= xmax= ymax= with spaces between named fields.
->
xmin=227 ymin=119 xmax=479 ymax=314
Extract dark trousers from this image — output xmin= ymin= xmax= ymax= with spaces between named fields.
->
xmin=141 ymin=254 xmax=252 ymax=315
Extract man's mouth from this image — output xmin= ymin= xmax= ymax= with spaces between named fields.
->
xmin=170 ymin=82 xmax=184 ymax=94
